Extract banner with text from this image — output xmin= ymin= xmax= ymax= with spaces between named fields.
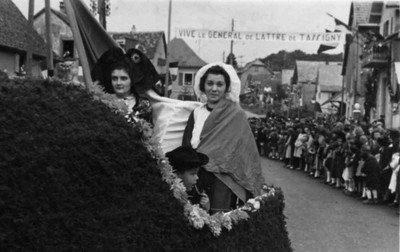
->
xmin=176 ymin=29 xmax=344 ymax=43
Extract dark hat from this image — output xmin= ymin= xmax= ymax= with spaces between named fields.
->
xmin=165 ymin=146 xmax=209 ymax=173
xmin=91 ymin=47 xmax=160 ymax=95
xmin=125 ymin=48 xmax=160 ymax=94
xmin=388 ymin=129 xmax=400 ymax=140
xmin=377 ymin=136 xmax=390 ymax=147
xmin=334 ymin=130 xmax=346 ymax=141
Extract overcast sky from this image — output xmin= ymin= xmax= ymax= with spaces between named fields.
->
xmin=13 ymin=0 xmax=353 ymax=65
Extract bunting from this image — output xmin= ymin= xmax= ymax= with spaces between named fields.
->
xmin=317 ymin=29 xmax=340 ymax=54
xmin=317 ymin=13 xmax=354 ymax=54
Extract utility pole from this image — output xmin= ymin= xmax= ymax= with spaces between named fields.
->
xmin=164 ymin=0 xmax=172 ymax=97
xmin=98 ymin=0 xmax=106 ymax=29
xmin=26 ymin=0 xmax=34 ymax=77
xmin=45 ymin=0 xmax=53 ymax=77
xmin=354 ymin=31 xmax=359 ymax=119
xmin=230 ymin=19 xmax=234 ymax=64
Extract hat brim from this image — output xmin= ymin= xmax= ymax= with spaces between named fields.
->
xmin=196 ymin=152 xmax=209 ymax=166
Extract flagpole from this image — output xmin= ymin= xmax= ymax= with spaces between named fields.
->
xmin=45 ymin=0 xmax=54 ymax=77
xmin=164 ymin=0 xmax=172 ymax=97
xmin=26 ymin=0 xmax=34 ymax=77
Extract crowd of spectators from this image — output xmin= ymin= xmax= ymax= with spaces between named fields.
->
xmin=248 ymin=114 xmax=400 ymax=214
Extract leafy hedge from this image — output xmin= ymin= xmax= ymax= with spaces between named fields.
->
xmin=0 ymin=79 xmax=291 ymax=251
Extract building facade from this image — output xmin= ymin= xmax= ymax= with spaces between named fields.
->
xmin=34 ymin=6 xmax=76 ymax=60
xmin=0 ymin=0 xmax=46 ymax=78
xmin=361 ymin=2 xmax=400 ymax=129
xmin=167 ymin=38 xmax=207 ymax=100
xmin=239 ymin=59 xmax=274 ymax=94
xmin=342 ymin=1 xmax=383 ymax=123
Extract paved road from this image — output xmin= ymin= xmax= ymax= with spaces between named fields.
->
xmin=260 ymin=157 xmax=399 ymax=252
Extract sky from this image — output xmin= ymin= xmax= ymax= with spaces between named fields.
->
xmin=13 ymin=0 xmax=353 ymax=65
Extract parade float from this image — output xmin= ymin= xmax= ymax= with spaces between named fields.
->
xmin=0 ymin=76 xmax=291 ymax=251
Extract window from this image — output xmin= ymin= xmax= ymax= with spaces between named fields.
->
xmin=383 ymin=20 xmax=389 ymax=37
xmin=62 ymin=40 xmax=74 ymax=58
xmin=157 ymin=58 xmax=166 ymax=66
xmin=390 ymin=17 xmax=393 ymax=34
xmin=179 ymin=73 xmax=193 ymax=86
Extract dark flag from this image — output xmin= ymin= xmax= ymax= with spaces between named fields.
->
xmin=64 ymin=0 xmax=119 ymax=77
xmin=327 ymin=13 xmax=353 ymax=34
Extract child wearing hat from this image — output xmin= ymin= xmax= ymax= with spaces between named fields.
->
xmin=166 ymin=146 xmax=210 ymax=212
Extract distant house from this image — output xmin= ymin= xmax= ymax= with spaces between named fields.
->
xmin=109 ymin=30 xmax=167 ymax=76
xmin=167 ymin=38 xmax=207 ymax=100
xmin=34 ymin=4 xmax=76 ymax=59
xmin=317 ymin=63 xmax=344 ymax=114
xmin=280 ymin=69 xmax=295 ymax=105
xmin=240 ymin=59 xmax=274 ymax=94
xmin=293 ymin=60 xmax=342 ymax=111
xmin=0 ymin=0 xmax=46 ymax=78
xmin=281 ymin=69 xmax=294 ymax=86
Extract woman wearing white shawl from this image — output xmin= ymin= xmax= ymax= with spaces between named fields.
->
xmin=182 ymin=62 xmax=264 ymax=214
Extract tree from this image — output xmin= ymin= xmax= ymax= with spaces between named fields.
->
xmin=260 ymin=50 xmax=343 ymax=72
xmin=226 ymin=53 xmax=238 ymax=69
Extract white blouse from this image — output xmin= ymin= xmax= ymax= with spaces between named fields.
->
xmin=191 ymin=105 xmax=211 ymax=149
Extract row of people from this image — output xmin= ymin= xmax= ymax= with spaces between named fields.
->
xmin=249 ymin=116 xmax=400 ymax=211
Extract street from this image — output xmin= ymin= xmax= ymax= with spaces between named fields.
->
xmin=261 ymin=157 xmax=399 ymax=252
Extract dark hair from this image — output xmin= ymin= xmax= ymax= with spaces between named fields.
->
xmin=199 ymin=65 xmax=230 ymax=92
xmin=106 ymin=60 xmax=139 ymax=102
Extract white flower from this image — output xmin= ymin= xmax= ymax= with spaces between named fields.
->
xmin=253 ymin=201 xmax=260 ymax=211
xmin=187 ymin=205 xmax=205 ymax=229
xmin=208 ymin=217 xmax=222 ymax=236
xmin=221 ymin=213 xmax=233 ymax=230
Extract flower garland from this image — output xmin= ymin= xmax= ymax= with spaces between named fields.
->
xmin=89 ymin=82 xmax=278 ymax=237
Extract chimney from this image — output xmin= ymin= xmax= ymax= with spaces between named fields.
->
xmin=130 ymin=25 xmax=136 ymax=34
xmin=59 ymin=1 xmax=66 ymax=14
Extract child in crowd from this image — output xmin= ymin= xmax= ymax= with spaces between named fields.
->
xmin=388 ymin=152 xmax=400 ymax=211
xmin=166 ymin=146 xmax=210 ymax=212
xmin=360 ymin=145 xmax=381 ymax=204
xmin=268 ymin=127 xmax=279 ymax=160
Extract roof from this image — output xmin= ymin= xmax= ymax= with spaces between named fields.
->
xmin=242 ymin=59 xmax=273 ymax=74
xmin=349 ymin=2 xmax=383 ymax=27
xmin=252 ymin=59 xmax=266 ymax=66
xmin=34 ymin=8 xmax=70 ymax=25
xmin=281 ymin=69 xmax=294 ymax=85
xmin=295 ymin=61 xmax=343 ymax=85
xmin=0 ymin=0 xmax=46 ymax=57
xmin=167 ymin=38 xmax=207 ymax=68
xmin=318 ymin=63 xmax=343 ymax=91
xmin=295 ymin=61 xmax=324 ymax=83
xmin=110 ymin=31 xmax=166 ymax=59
